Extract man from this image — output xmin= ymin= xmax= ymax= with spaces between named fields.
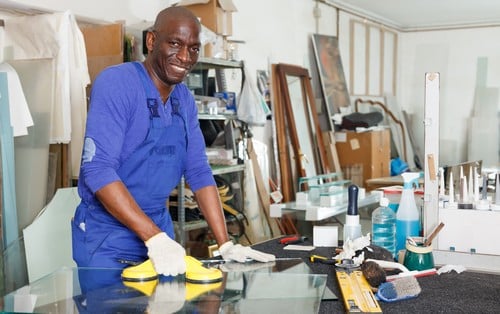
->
xmin=72 ymin=6 xmax=274 ymax=277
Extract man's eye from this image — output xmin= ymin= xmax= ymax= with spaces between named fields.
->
xmin=191 ymin=47 xmax=200 ymax=53
xmin=170 ymin=41 xmax=180 ymax=47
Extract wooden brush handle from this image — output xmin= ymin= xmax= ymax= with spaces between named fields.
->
xmin=424 ymin=222 xmax=445 ymax=246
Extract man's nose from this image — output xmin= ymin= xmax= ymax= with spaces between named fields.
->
xmin=176 ymin=46 xmax=190 ymax=62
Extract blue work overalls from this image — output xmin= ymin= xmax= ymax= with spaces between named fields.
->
xmin=72 ymin=62 xmax=188 ymax=281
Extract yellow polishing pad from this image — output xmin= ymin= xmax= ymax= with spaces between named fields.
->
xmin=185 ymin=255 xmax=223 ymax=284
xmin=123 ymin=279 xmax=159 ymax=296
xmin=121 ymin=256 xmax=223 ymax=284
xmin=185 ymin=281 xmax=223 ymax=301
xmin=121 ymin=259 xmax=159 ymax=282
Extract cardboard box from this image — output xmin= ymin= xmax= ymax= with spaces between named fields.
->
xmin=80 ymin=23 xmax=123 ymax=82
xmin=177 ymin=0 xmax=237 ymax=36
xmin=335 ymin=129 xmax=390 ymax=187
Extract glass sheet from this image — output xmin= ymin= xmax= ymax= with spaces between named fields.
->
xmin=2 ymin=259 xmax=327 ymax=314
xmin=281 ymin=192 xmax=380 ymax=221
xmin=10 ymin=59 xmax=53 ymax=234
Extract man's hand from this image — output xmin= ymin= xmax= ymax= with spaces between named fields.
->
xmin=218 ymin=241 xmax=275 ymax=263
xmin=147 ymin=280 xmax=186 ymax=313
xmin=145 ymin=232 xmax=186 ymax=276
xmin=219 ymin=261 xmax=276 ymax=273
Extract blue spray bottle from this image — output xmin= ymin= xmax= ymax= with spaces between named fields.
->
xmin=395 ymin=172 xmax=421 ymax=254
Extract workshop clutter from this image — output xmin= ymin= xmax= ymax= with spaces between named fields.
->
xmin=168 ymin=176 xmax=247 ymax=237
xmin=169 ymin=186 xmax=201 ymax=222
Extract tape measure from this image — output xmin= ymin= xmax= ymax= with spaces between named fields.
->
xmin=336 ymin=260 xmax=382 ymax=313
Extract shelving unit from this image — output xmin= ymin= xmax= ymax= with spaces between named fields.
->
xmin=176 ymin=164 xmax=245 ymax=242
xmin=195 ymin=57 xmax=243 ymax=69
xmin=175 ymin=58 xmax=246 ymax=247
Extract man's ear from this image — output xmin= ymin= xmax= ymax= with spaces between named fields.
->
xmin=145 ymin=31 xmax=156 ymax=53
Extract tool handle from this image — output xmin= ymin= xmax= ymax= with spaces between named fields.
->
xmin=279 ymin=235 xmax=306 ymax=244
xmin=365 ymin=259 xmax=410 ymax=273
xmin=347 ymin=184 xmax=359 ymax=215
xmin=310 ymin=254 xmax=336 ymax=265
xmin=424 ymin=222 xmax=445 ymax=246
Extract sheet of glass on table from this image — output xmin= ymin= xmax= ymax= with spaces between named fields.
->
xmin=3 ymin=258 xmax=329 ymax=314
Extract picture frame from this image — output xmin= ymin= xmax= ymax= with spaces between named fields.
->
xmin=312 ymin=34 xmax=351 ymax=130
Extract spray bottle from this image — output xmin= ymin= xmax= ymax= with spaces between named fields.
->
xmin=395 ymin=172 xmax=421 ymax=255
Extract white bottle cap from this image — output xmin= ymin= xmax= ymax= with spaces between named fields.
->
xmin=380 ymin=197 xmax=389 ymax=207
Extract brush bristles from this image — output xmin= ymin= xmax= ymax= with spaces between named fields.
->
xmin=361 ymin=261 xmax=386 ymax=287
xmin=377 ymin=276 xmax=421 ymax=302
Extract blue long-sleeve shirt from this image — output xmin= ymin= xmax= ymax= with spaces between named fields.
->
xmin=78 ymin=62 xmax=214 ymax=205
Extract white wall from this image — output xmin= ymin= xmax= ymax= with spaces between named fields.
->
xmin=399 ymin=27 xmax=500 ymax=168
xmin=232 ymin=0 xmax=337 ymax=75
xmin=4 ymin=0 xmax=499 ymax=170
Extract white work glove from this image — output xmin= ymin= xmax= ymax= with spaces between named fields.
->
xmin=147 ymin=280 xmax=186 ymax=314
xmin=145 ymin=232 xmax=186 ymax=276
xmin=218 ymin=241 xmax=276 ymax=263
xmin=219 ymin=261 xmax=276 ymax=273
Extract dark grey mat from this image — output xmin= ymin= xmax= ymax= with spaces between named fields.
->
xmin=253 ymin=238 xmax=500 ymax=314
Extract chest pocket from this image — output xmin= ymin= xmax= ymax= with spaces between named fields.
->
xmin=147 ymin=97 xmax=188 ymax=199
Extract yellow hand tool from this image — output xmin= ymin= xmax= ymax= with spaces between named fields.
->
xmin=121 ymin=256 xmax=223 ymax=284
xmin=335 ymin=259 xmax=382 ymax=313
xmin=309 ymin=254 xmax=337 ymax=265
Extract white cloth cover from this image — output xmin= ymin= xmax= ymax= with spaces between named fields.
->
xmin=5 ymin=10 xmax=90 ymax=175
xmin=0 ymin=62 xmax=33 ymax=137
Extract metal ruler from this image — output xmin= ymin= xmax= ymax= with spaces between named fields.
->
xmin=336 ymin=268 xmax=382 ymax=313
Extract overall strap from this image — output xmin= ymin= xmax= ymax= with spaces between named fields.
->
xmin=132 ymin=61 xmax=159 ymax=118
xmin=170 ymin=96 xmax=189 ymax=149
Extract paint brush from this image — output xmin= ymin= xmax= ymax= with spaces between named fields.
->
xmin=424 ymin=222 xmax=444 ymax=246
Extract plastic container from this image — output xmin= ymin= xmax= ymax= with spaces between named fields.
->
xmin=371 ymin=197 xmax=396 ymax=258
xmin=403 ymin=237 xmax=435 ymax=271
xmin=396 ymin=172 xmax=421 ymax=255
xmin=382 ymin=186 xmax=402 ymax=212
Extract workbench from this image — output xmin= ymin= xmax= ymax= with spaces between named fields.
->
xmin=3 ymin=237 xmax=499 ymax=313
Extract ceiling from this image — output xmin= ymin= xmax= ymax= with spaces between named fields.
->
xmin=329 ymin=0 xmax=500 ymax=31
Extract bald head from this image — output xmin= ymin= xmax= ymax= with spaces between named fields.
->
xmin=154 ymin=6 xmax=201 ymax=32
xmin=144 ymin=5 xmax=202 ymax=95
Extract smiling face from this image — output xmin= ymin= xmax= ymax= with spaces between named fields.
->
xmin=145 ymin=7 xmax=201 ymax=93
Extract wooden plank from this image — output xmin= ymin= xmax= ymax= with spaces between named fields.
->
xmin=247 ymin=139 xmax=282 ymax=237
xmin=271 ymin=64 xmax=294 ymax=202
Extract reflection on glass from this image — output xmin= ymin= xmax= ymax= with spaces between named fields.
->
xmin=3 ymin=259 xmax=327 ymax=314
xmin=286 ymin=74 xmax=318 ymax=178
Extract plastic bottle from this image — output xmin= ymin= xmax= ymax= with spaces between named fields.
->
xmin=395 ymin=172 xmax=421 ymax=254
xmin=371 ymin=197 xmax=396 ymax=258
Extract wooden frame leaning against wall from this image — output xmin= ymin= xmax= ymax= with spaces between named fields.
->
xmin=271 ymin=63 xmax=330 ymax=202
